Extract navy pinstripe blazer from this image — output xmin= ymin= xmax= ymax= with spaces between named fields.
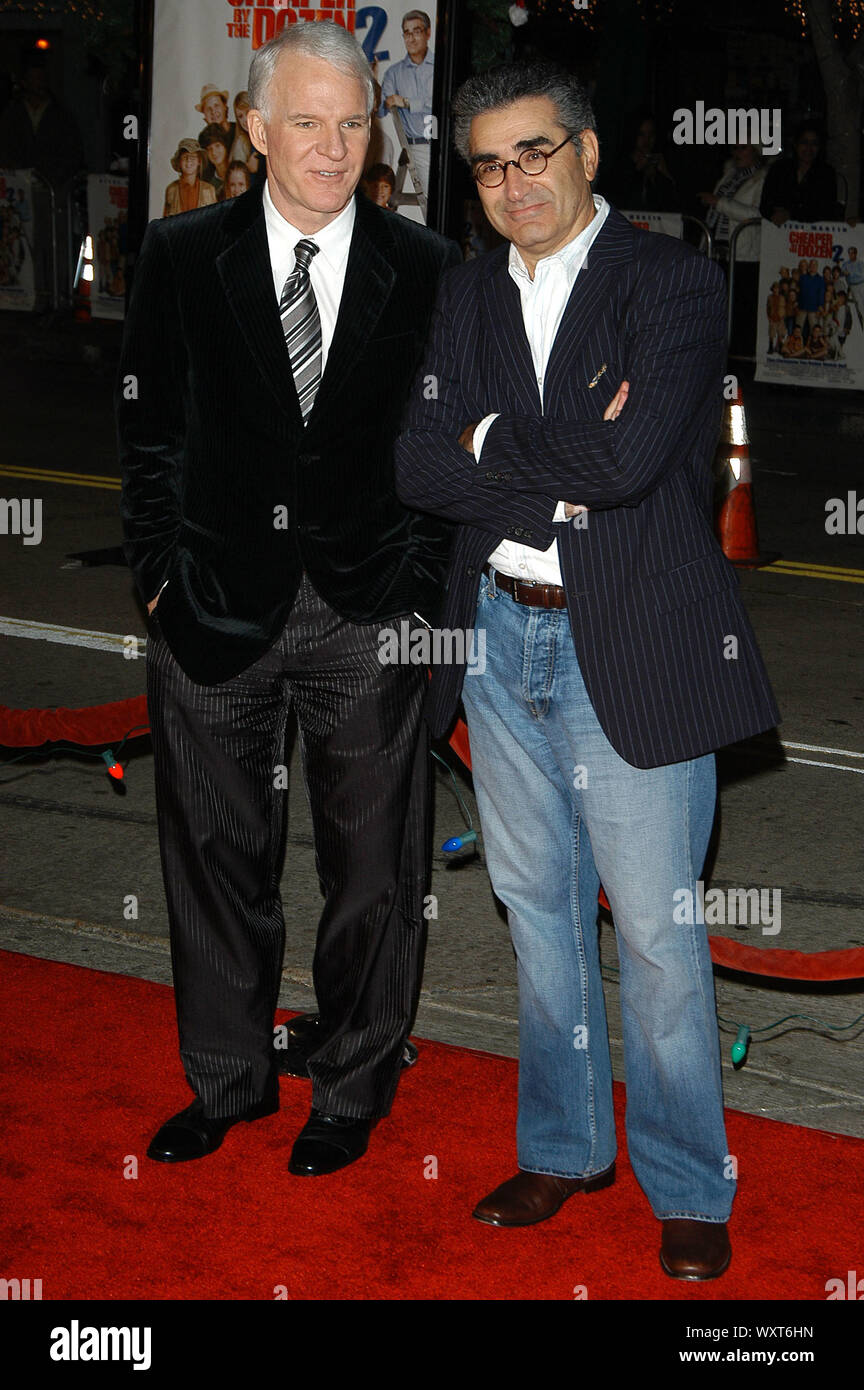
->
xmin=395 ymin=205 xmax=780 ymax=768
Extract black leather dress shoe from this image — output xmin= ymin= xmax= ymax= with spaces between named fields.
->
xmin=146 ymin=1094 xmax=278 ymax=1164
xmin=275 ymin=1012 xmax=418 ymax=1078
xmin=288 ymin=1107 xmax=373 ymax=1176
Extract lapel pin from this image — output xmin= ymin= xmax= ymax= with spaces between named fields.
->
xmin=587 ymin=363 xmax=607 ymax=389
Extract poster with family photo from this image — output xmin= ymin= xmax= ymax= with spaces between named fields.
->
xmin=87 ymin=174 xmax=128 ymax=320
xmin=148 ymin=1 xmax=438 ymax=227
xmin=0 ymin=168 xmax=35 ymax=311
xmin=755 ymin=219 xmax=864 ymax=390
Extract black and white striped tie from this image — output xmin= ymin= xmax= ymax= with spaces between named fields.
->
xmin=280 ymin=239 xmax=322 ymax=422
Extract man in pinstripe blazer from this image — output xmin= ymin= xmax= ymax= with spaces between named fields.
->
xmin=396 ymin=64 xmax=779 ymax=1279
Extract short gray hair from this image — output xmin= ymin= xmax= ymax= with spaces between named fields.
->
xmin=248 ymin=20 xmax=375 ymax=120
xmin=452 ymin=63 xmax=597 ymax=165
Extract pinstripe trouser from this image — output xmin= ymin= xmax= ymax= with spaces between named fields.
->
xmin=145 ymin=574 xmax=432 ymax=1121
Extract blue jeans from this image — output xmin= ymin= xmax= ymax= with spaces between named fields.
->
xmin=459 ymin=572 xmax=733 ymax=1222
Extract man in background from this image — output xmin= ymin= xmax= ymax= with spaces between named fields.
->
xmin=0 ymin=48 xmax=83 ymax=191
xmin=381 ymin=10 xmax=434 ymax=198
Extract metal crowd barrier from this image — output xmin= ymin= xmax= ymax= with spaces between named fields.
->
xmin=726 ymin=217 xmax=762 ymax=351
xmin=622 ymin=210 xmax=713 ymax=259
xmin=837 ymin=172 xmax=848 ymax=211
xmin=683 ymin=213 xmax=713 ymax=259
xmin=31 ymin=169 xmax=58 ymax=310
xmin=66 ymin=170 xmax=91 ymax=309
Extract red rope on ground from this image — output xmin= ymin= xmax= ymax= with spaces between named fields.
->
xmin=447 ymin=716 xmax=864 ymax=982
xmin=0 ymin=696 xmax=149 ymax=748
xmin=3 ymin=698 xmax=862 ymax=981
xmin=707 ymin=936 xmax=864 ymax=981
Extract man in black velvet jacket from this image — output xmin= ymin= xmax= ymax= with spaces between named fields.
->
xmin=118 ymin=22 xmax=458 ymax=1176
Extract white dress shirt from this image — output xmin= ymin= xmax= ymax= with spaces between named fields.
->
xmin=480 ymin=194 xmax=610 ymax=584
xmin=263 ymin=181 xmax=355 ymax=371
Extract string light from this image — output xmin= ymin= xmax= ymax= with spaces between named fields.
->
xmin=519 ymin=0 xmax=862 ymax=38
xmin=784 ymin=0 xmax=863 ymax=40
xmin=530 ymin=0 xmax=692 ymax=30
xmin=0 ymin=2 xmax=106 ymax=15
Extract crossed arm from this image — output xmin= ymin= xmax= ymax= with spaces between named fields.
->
xmin=395 ymin=254 xmax=726 ymax=529
xmin=456 ymin=382 xmax=629 ymax=517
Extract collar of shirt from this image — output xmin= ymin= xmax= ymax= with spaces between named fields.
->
xmin=397 ymin=49 xmax=435 ymax=72
xmin=507 ymin=193 xmax=609 ymax=290
xmin=263 ymin=180 xmax=355 ymax=302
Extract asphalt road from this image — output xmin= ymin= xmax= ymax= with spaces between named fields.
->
xmin=1 ymin=314 xmax=862 ymax=1139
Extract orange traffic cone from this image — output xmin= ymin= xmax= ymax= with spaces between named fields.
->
xmin=713 ymin=386 xmax=766 ymax=569
xmin=73 ymin=272 xmax=91 ymax=322
xmin=72 ymin=234 xmax=93 ymax=322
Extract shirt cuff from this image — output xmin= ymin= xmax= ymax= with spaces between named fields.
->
xmin=472 ymin=412 xmax=499 ymax=459
xmin=474 ymin=419 xmax=572 ymax=521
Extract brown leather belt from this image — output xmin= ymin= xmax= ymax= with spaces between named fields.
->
xmin=483 ymin=564 xmax=568 ymax=610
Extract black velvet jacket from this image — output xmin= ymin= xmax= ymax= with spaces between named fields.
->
xmin=117 ymin=185 xmax=460 ymax=684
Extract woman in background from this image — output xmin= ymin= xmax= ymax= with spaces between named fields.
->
xmin=699 ymin=142 xmax=765 ymax=355
xmin=601 ymin=111 xmax=679 ymax=213
xmin=229 ymin=91 xmax=260 ymax=178
xmin=760 ymin=122 xmax=840 ymax=224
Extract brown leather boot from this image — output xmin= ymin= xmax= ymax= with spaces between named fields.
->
xmin=472 ymin=1164 xmax=615 ymax=1227
xmin=660 ymin=1219 xmax=731 ymax=1280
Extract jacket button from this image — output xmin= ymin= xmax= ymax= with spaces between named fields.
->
xmin=523 ymin=530 xmax=533 ymax=539
xmin=485 ymin=470 xmax=494 ymax=481
xmin=466 ymin=565 xmax=476 ymax=576
xmin=503 ymin=472 xmax=512 ymax=481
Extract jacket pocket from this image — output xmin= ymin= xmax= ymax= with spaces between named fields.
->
xmin=648 ymin=552 xmax=738 ymax=614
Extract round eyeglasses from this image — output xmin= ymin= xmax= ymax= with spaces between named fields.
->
xmin=472 ymin=135 xmax=573 ymax=188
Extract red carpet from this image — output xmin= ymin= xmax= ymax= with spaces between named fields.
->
xmin=1 ymin=948 xmax=861 ymax=1301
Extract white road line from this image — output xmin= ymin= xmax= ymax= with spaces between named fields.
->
xmin=733 ymin=746 xmax=864 ymax=774
xmin=784 ymin=756 xmax=864 ymax=775
xmin=0 ymin=617 xmax=145 ymax=654
xmin=782 ymin=741 xmax=864 ymax=759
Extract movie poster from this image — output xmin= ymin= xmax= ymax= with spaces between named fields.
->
xmin=755 ymin=219 xmax=864 ymax=390
xmin=623 ymin=210 xmax=684 ymax=239
xmin=88 ymin=174 xmax=128 ymax=320
xmin=149 ymin=1 xmax=439 ymax=226
xmin=0 ymin=169 xmax=36 ymax=311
